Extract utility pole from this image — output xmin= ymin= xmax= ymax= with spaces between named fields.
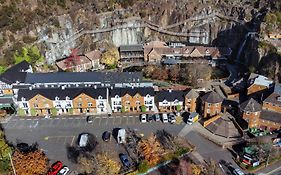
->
xmin=8 ymin=152 xmax=16 ymax=175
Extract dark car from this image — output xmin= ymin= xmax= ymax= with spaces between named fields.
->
xmin=119 ymin=153 xmax=130 ymax=167
xmin=147 ymin=114 xmax=153 ymax=122
xmin=48 ymin=161 xmax=63 ymax=175
xmin=86 ymin=116 xmax=93 ymax=123
xmin=102 ymin=131 xmax=111 ymax=142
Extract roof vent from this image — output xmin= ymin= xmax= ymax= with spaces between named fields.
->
xmin=94 ymin=85 xmax=97 ymax=89
xmin=29 ymin=86 xmax=32 ymax=90
xmin=62 ymin=86 xmax=65 ymax=90
xmin=168 ymin=89 xmax=172 ymax=93
xmin=111 ymin=86 xmax=113 ymax=89
xmin=277 ymin=96 xmax=281 ymax=102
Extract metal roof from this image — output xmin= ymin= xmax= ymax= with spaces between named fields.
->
xmin=119 ymin=44 xmax=143 ymax=52
xmin=240 ymin=98 xmax=262 ymax=112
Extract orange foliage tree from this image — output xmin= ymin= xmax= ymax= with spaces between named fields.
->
xmin=138 ymin=134 xmax=164 ymax=166
xmin=12 ymin=148 xmax=48 ymax=175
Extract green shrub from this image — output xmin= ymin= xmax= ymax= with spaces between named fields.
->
xmin=30 ymin=108 xmax=36 ymax=116
xmin=51 ymin=108 xmax=57 ymax=116
xmin=22 ymin=36 xmax=37 ymax=44
xmin=121 ymin=106 xmax=126 ymax=113
xmin=176 ymin=105 xmax=181 ymax=112
xmin=137 ymin=161 xmax=149 ymax=173
xmin=0 ymin=159 xmax=11 ymax=173
xmin=17 ymin=108 xmax=26 ymax=116
xmin=68 ymin=108 xmax=73 ymax=115
xmin=141 ymin=105 xmax=147 ymax=112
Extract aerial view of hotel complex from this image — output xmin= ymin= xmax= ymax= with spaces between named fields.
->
xmin=0 ymin=0 xmax=280 ymax=175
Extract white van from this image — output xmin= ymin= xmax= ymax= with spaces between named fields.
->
xmin=162 ymin=113 xmax=168 ymax=123
xmin=78 ymin=133 xmax=89 ymax=147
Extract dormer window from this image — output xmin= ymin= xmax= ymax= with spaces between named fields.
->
xmin=205 ymin=49 xmax=210 ymax=54
xmin=66 ymin=96 xmax=70 ymax=100
xmin=55 ymin=96 xmax=59 ymax=101
xmin=98 ymin=96 xmax=103 ymax=100
xmin=21 ymin=97 xmax=26 ymax=101
xmin=277 ymin=96 xmax=281 ymax=102
xmin=115 ymin=95 xmax=119 ymax=98
xmin=146 ymin=94 xmax=150 ymax=98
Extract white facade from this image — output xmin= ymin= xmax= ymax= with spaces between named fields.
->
xmin=18 ymin=97 xmax=30 ymax=115
xmin=96 ymin=95 xmax=107 ymax=113
xmin=144 ymin=94 xmax=154 ymax=111
xmin=158 ymin=99 xmax=183 ymax=108
xmin=53 ymin=96 xmax=73 ymax=114
xmin=111 ymin=95 xmax=122 ymax=112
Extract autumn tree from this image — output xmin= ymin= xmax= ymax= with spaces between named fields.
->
xmin=180 ymin=64 xmax=212 ymax=87
xmin=168 ymin=66 xmax=180 ymax=82
xmin=143 ymin=65 xmax=155 ymax=78
xmin=138 ymin=134 xmax=164 ymax=166
xmin=78 ymin=152 xmax=121 ymax=175
xmin=151 ymin=67 xmax=168 ymax=80
xmin=0 ymin=129 xmax=13 ymax=174
xmin=12 ymin=143 xmax=48 ymax=175
xmin=101 ymin=47 xmax=120 ymax=67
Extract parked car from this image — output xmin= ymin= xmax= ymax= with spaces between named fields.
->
xmin=154 ymin=114 xmax=160 ymax=121
xmin=57 ymin=166 xmax=70 ymax=175
xmin=140 ymin=114 xmax=147 ymax=123
xmin=176 ymin=112 xmax=181 ymax=117
xmin=162 ymin=113 xmax=168 ymax=123
xmin=78 ymin=133 xmax=89 ymax=147
xmin=48 ymin=161 xmax=63 ymax=175
xmin=102 ymin=131 xmax=111 ymax=142
xmin=186 ymin=112 xmax=199 ymax=125
xmin=147 ymin=114 xmax=153 ymax=122
xmin=86 ymin=116 xmax=93 ymax=123
xmin=168 ymin=113 xmax=176 ymax=124
xmin=233 ymin=168 xmax=245 ymax=175
xmin=119 ymin=153 xmax=131 ymax=167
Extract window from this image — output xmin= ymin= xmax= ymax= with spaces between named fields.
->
xmin=255 ymin=112 xmax=258 ymax=115
xmin=207 ymin=109 xmax=210 ymax=113
xmin=136 ymin=101 xmax=141 ymax=105
xmin=23 ymin=103 xmax=28 ymax=108
xmin=88 ymin=103 xmax=92 ymax=107
xmin=146 ymin=94 xmax=150 ymax=98
xmin=207 ymin=103 xmax=211 ymax=107
xmin=115 ymin=95 xmax=119 ymax=98
xmin=66 ymin=96 xmax=70 ymax=100
xmin=126 ymin=101 xmax=130 ymax=105
xmin=33 ymin=103 xmax=38 ymax=108
xmin=246 ymin=111 xmax=250 ymax=115
xmin=98 ymin=96 xmax=103 ymax=100
xmin=55 ymin=96 xmax=59 ymax=101
xmin=21 ymin=97 xmax=26 ymax=101
xmin=215 ymin=103 xmax=219 ymax=107
xmin=78 ymin=103 xmax=82 ymax=107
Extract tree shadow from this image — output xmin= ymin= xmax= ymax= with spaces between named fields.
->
xmin=66 ymin=144 xmax=80 ymax=164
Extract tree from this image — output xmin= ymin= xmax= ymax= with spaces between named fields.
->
xmin=176 ymin=105 xmax=181 ymax=112
xmin=12 ymin=145 xmax=48 ymax=175
xmin=168 ymin=66 xmax=180 ymax=82
xmin=30 ymin=108 xmax=36 ymax=116
xmin=0 ymin=130 xmax=13 ymax=174
xmin=143 ymin=65 xmax=155 ymax=77
xmin=180 ymin=64 xmax=212 ymax=87
xmin=151 ymin=67 xmax=168 ymax=80
xmin=101 ymin=47 xmax=119 ymax=67
xmin=17 ymin=108 xmax=25 ymax=116
xmin=141 ymin=105 xmax=147 ymax=112
xmin=78 ymin=153 xmax=121 ymax=175
xmin=138 ymin=134 xmax=164 ymax=166
xmin=14 ymin=46 xmax=44 ymax=65
xmin=50 ymin=107 xmax=57 ymax=116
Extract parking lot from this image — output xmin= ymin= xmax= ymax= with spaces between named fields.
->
xmin=4 ymin=115 xmax=185 ymax=130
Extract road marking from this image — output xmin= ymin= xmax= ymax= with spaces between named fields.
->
xmin=33 ymin=121 xmax=39 ymax=128
xmin=34 ymin=118 xmax=39 ymax=120
xmin=69 ymin=117 xmax=74 ymax=119
xmin=105 ymin=117 xmax=109 ymax=125
xmin=109 ymin=116 xmax=113 ymax=118
xmin=70 ymin=136 xmax=75 ymax=146
xmin=126 ymin=117 xmax=129 ymax=125
xmin=27 ymin=119 xmax=32 ymax=120
xmin=62 ymin=118 xmax=66 ymax=119
xmin=96 ymin=117 xmax=100 ymax=119
xmin=116 ymin=116 xmax=120 ymax=118
xmin=129 ymin=116 xmax=133 ymax=118
xmin=98 ymin=118 xmax=102 ymax=126
xmin=19 ymin=118 xmax=25 ymax=121
xmin=55 ymin=118 xmax=59 ymax=120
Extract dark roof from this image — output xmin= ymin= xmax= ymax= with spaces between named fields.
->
xmin=119 ymin=44 xmax=143 ymax=52
xmin=156 ymin=90 xmax=184 ymax=101
xmin=162 ymin=58 xmax=178 ymax=65
xmin=184 ymin=89 xmax=199 ymax=99
xmin=260 ymin=110 xmax=281 ymax=124
xmin=0 ymin=61 xmax=30 ymax=84
xmin=274 ymin=83 xmax=281 ymax=95
xmin=25 ymin=72 xmax=143 ymax=84
xmin=110 ymin=87 xmax=154 ymax=97
xmin=201 ymin=91 xmax=223 ymax=103
xmin=17 ymin=87 xmax=107 ymax=101
xmin=264 ymin=93 xmax=281 ymax=106
xmin=0 ymin=98 xmax=14 ymax=104
xmin=240 ymin=98 xmax=262 ymax=112
xmin=205 ymin=112 xmax=241 ymax=138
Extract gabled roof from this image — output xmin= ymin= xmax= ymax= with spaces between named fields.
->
xmin=56 ymin=55 xmax=91 ymax=71
xmin=264 ymin=93 xmax=281 ymax=106
xmin=248 ymin=74 xmax=273 ymax=88
xmin=184 ymin=89 xmax=199 ymax=99
xmin=156 ymin=90 xmax=184 ymax=102
xmin=119 ymin=44 xmax=143 ymax=52
xmin=25 ymin=72 xmax=143 ymax=84
xmin=17 ymin=88 xmax=107 ymax=101
xmin=0 ymin=61 xmax=31 ymax=84
xmin=85 ymin=50 xmax=102 ymax=61
xmin=240 ymin=98 xmax=262 ymax=112
xmin=110 ymin=87 xmax=154 ymax=97
xmin=260 ymin=110 xmax=281 ymax=124
xmin=201 ymin=91 xmax=223 ymax=103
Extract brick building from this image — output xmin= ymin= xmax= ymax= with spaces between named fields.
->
xmin=184 ymin=89 xmax=199 ymax=112
xmin=240 ymin=98 xmax=262 ymax=128
xmin=200 ymin=91 xmax=223 ymax=118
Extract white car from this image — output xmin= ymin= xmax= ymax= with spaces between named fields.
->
xmin=78 ymin=133 xmax=89 ymax=147
xmin=162 ymin=113 xmax=168 ymax=123
xmin=140 ymin=114 xmax=147 ymax=123
xmin=233 ymin=168 xmax=244 ymax=175
xmin=169 ymin=113 xmax=176 ymax=124
xmin=57 ymin=166 xmax=70 ymax=175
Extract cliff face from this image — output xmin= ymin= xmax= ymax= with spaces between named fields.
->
xmin=0 ymin=0 xmax=277 ymax=65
